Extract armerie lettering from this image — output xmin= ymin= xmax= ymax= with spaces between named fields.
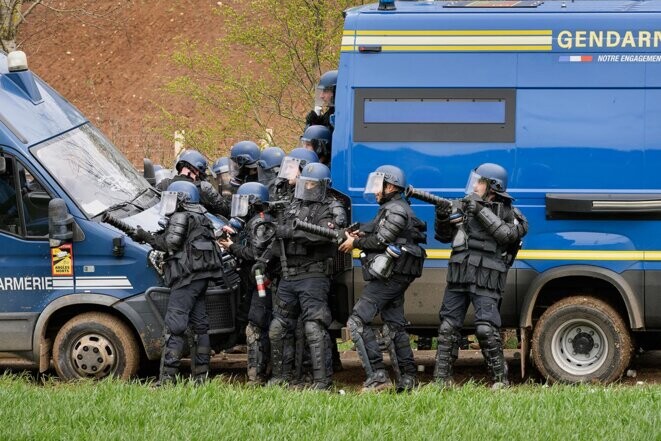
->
xmin=558 ymin=30 xmax=661 ymax=49
xmin=0 ymin=276 xmax=53 ymax=291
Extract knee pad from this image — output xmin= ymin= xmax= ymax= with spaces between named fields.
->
xmin=246 ymin=322 xmax=261 ymax=345
xmin=347 ymin=315 xmax=365 ymax=339
xmin=475 ymin=322 xmax=497 ymax=342
xmin=304 ymin=320 xmax=325 ymax=343
xmin=439 ymin=319 xmax=459 ymax=335
xmin=269 ymin=316 xmax=289 ymax=341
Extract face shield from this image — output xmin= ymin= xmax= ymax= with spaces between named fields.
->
xmin=277 ymin=157 xmax=303 ymax=181
xmin=465 ymin=170 xmax=488 ymax=197
xmin=230 ymin=194 xmax=251 ymax=218
xmin=297 ymin=137 xmax=315 ymax=152
xmin=363 ymin=172 xmax=385 ymax=203
xmin=294 ymin=177 xmax=327 ymax=202
xmin=159 ymin=191 xmax=179 ymax=216
xmin=215 ymin=163 xmax=232 ymax=192
xmin=314 ymin=87 xmax=335 ymax=109
xmin=257 ymin=165 xmax=279 ymax=186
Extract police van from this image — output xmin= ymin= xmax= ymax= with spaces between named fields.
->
xmin=332 ymin=0 xmax=661 ymax=383
xmin=0 ymin=51 xmax=239 ymax=380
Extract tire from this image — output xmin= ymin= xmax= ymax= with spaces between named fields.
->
xmin=531 ymin=296 xmax=632 ymax=384
xmin=53 ymin=312 xmax=140 ymax=380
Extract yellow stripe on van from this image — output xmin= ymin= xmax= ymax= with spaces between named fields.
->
xmin=380 ymin=45 xmax=552 ymax=51
xmin=351 ymin=249 xmax=661 ymax=261
xmin=353 ymin=30 xmax=552 ymax=36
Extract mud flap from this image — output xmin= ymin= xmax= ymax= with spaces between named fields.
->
xmin=520 ymin=326 xmax=530 ymax=378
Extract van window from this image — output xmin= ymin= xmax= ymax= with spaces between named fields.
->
xmin=354 ymin=88 xmax=515 ymax=143
xmin=0 ymin=156 xmax=22 ymax=236
xmin=0 ymin=155 xmax=52 ymax=238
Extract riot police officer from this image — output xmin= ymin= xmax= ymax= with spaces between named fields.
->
xmin=299 ymin=125 xmax=332 ymax=167
xmin=256 ymin=146 xmax=286 ymax=199
xmin=131 ymin=181 xmax=224 ymax=385
xmin=158 ymin=150 xmax=230 ymax=218
xmin=273 ymin=148 xmax=319 ymax=202
xmin=339 ymin=165 xmax=427 ymax=392
xmin=305 ymin=70 xmax=337 ymax=131
xmin=433 ymin=163 xmax=528 ymax=388
xmin=212 ymin=157 xmax=234 ymax=198
xmin=218 ymin=182 xmax=275 ymax=385
xmin=268 ymin=163 xmax=346 ymax=390
xmin=229 ymin=140 xmax=261 ymax=187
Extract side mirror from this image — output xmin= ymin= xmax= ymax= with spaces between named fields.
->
xmin=48 ymin=198 xmax=73 ymax=247
xmin=143 ymin=158 xmax=156 ymax=186
xmin=0 ymin=157 xmax=6 ymax=174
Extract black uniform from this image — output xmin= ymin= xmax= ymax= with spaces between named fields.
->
xmin=135 ymin=202 xmax=223 ymax=383
xmin=268 ymin=195 xmax=345 ymax=389
xmin=305 ymin=107 xmax=334 ymax=132
xmin=227 ymin=212 xmax=276 ymax=384
xmin=158 ymin=175 xmax=230 ymax=218
xmin=434 ymin=196 xmax=528 ymax=385
xmin=348 ymin=192 xmax=427 ymax=390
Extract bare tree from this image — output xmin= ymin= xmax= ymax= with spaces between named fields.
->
xmin=159 ymin=0 xmax=365 ymax=158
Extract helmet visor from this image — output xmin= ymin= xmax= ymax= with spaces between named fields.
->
xmin=465 ymin=170 xmax=488 ymax=196
xmin=231 ymin=154 xmax=258 ymax=169
xmin=294 ymin=177 xmax=327 ymax=202
xmin=314 ymin=87 xmax=335 ymax=108
xmin=363 ymin=172 xmax=385 ymax=203
xmin=160 ymin=191 xmax=179 ymax=216
xmin=230 ymin=194 xmax=251 ymax=218
xmin=277 ymin=157 xmax=303 ymax=181
xmin=258 ymin=166 xmax=279 ymax=186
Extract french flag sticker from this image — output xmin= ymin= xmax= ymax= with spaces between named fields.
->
xmin=559 ymin=55 xmax=593 ymax=63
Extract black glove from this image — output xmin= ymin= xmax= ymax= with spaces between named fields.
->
xmin=132 ymin=226 xmax=153 ymax=244
xmin=463 ymin=196 xmax=484 ymax=215
xmin=435 ymin=204 xmax=452 ymax=221
xmin=305 ymin=110 xmax=320 ymax=126
xmin=275 ymin=225 xmax=293 ymax=239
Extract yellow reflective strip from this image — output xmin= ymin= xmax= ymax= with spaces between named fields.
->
xmin=355 ymin=30 xmax=552 ymax=36
xmin=343 ymin=30 xmax=356 ymax=36
xmin=381 ymin=45 xmax=553 ymax=51
xmin=351 ymin=249 xmax=656 ymax=261
xmin=340 ymin=45 xmax=355 ymax=52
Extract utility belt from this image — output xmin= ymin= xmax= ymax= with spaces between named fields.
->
xmin=282 ymin=257 xmax=333 ymax=279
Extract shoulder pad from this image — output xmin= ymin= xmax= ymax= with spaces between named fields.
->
xmin=386 ymin=200 xmax=408 ymax=217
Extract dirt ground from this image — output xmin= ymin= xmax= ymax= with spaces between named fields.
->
xmin=211 ymin=349 xmax=661 ymax=390
xmin=19 ymin=0 xmax=235 ymax=165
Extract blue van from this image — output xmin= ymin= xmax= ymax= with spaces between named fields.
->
xmin=0 ymin=51 xmax=239 ymax=380
xmin=332 ymin=0 xmax=661 ymax=383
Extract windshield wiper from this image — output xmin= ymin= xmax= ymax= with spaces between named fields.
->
xmin=97 ymin=187 xmax=153 ymax=219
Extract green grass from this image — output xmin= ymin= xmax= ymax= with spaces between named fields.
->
xmin=0 ymin=373 xmax=659 ymax=441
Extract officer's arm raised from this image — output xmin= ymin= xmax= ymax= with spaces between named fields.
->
xmin=476 ymin=206 xmax=527 ymax=245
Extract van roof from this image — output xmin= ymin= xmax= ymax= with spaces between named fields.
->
xmin=0 ymin=52 xmax=86 ymax=148
xmin=347 ymin=0 xmax=661 ymax=15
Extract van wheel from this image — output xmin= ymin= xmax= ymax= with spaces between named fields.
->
xmin=53 ymin=312 xmax=140 ymax=380
xmin=531 ymin=296 xmax=632 ymax=384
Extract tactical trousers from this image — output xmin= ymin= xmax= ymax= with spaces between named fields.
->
xmin=439 ymin=285 xmax=502 ymax=328
xmin=269 ymin=276 xmax=333 ymax=383
xmin=350 ymin=277 xmax=416 ymax=375
xmin=163 ymin=278 xmax=211 ymax=370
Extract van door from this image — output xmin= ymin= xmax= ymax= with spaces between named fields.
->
xmin=0 ymin=153 xmax=74 ymax=352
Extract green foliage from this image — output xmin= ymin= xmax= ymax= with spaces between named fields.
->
xmin=160 ymin=0 xmax=365 ymax=158
xmin=0 ymin=374 xmax=659 ymax=440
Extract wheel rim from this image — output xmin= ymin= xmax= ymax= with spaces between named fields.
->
xmin=550 ymin=318 xmax=608 ymax=376
xmin=70 ymin=333 xmax=117 ymax=378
